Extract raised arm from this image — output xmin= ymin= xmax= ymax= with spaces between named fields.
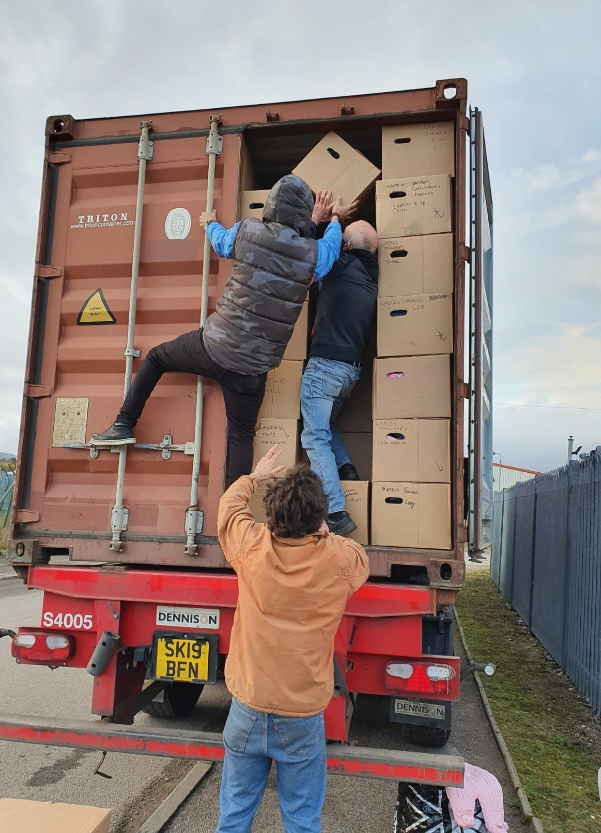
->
xmin=200 ymin=211 xmax=241 ymax=259
xmin=217 ymin=446 xmax=285 ymax=565
xmin=313 ymin=195 xmax=359 ymax=281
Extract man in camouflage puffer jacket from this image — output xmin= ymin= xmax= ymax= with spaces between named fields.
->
xmin=91 ymin=175 xmax=355 ymax=484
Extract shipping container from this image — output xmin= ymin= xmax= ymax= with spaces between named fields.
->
xmin=1 ymin=79 xmax=491 ymax=769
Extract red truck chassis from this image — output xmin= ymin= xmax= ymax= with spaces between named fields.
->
xmin=0 ymin=564 xmax=463 ymax=785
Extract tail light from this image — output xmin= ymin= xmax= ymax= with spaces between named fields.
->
xmin=386 ymin=661 xmax=456 ymax=695
xmin=12 ymin=631 xmax=74 ymax=664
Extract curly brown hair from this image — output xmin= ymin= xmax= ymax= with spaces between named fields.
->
xmin=263 ymin=465 xmax=329 ymax=538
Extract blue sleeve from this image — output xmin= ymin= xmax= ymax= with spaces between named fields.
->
xmin=206 ymin=221 xmax=241 ymax=258
xmin=313 ymin=221 xmax=342 ymax=281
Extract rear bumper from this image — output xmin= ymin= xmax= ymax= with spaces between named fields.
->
xmin=0 ymin=713 xmax=464 ymax=786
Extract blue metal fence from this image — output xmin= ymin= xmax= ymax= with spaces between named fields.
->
xmin=0 ymin=470 xmax=14 ymax=531
xmin=491 ymin=454 xmax=601 ymax=714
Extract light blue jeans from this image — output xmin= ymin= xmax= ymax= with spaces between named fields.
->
xmin=301 ymin=357 xmax=362 ymax=514
xmin=216 ymin=698 xmax=326 ymax=833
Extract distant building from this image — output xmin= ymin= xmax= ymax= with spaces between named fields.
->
xmin=493 ymin=463 xmax=539 ymax=492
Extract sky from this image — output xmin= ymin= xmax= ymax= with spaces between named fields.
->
xmin=0 ymin=0 xmax=599 ymax=472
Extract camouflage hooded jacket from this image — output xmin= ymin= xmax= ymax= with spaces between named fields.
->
xmin=203 ymin=175 xmax=318 ymax=375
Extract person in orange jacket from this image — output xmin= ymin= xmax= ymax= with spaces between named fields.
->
xmin=215 ymin=445 xmax=369 ymax=833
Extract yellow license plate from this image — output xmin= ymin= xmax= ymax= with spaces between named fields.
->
xmin=154 ymin=636 xmax=209 ymax=683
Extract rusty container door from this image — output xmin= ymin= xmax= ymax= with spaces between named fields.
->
xmin=13 ymin=123 xmax=241 ymax=566
xmin=11 ymin=81 xmax=472 ymax=580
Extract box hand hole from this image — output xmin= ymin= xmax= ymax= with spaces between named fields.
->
xmin=390 ymin=250 xmax=408 ymax=258
xmin=389 ymin=191 xmax=406 ymax=199
xmin=385 ymin=497 xmax=403 ymax=505
xmin=386 ymin=371 xmax=404 ymax=379
xmin=386 ymin=433 xmax=405 ymax=442
xmin=393 ymin=137 xmax=411 ymax=144
xmin=326 ymin=148 xmax=340 ymax=159
xmin=390 ymin=310 xmax=407 ymax=317
xmin=249 ymin=202 xmax=265 ymax=210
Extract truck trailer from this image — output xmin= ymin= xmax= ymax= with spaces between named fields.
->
xmin=1 ymin=78 xmax=492 ymax=785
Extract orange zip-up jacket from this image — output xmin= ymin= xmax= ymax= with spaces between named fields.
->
xmin=218 ymin=475 xmax=370 ymax=717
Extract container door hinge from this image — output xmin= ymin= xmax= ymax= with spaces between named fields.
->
xmin=14 ymin=509 xmax=40 ymax=524
xmin=26 ymin=384 xmax=53 ymax=399
xmin=265 ymin=109 xmax=280 ymax=122
xmin=458 ymin=244 xmax=470 ymax=262
xmin=111 ymin=507 xmax=129 ymax=533
xmin=458 ymin=381 xmax=469 ymax=399
xmin=340 ymin=103 xmax=355 ymax=115
xmin=36 ymin=265 xmax=63 ymax=280
xmin=46 ymin=151 xmax=72 ymax=165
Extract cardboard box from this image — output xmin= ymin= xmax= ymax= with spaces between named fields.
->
xmin=382 ymin=122 xmax=455 ymax=179
xmin=342 ymin=481 xmax=370 ymax=546
xmin=372 ymin=419 xmax=451 ymax=483
xmin=373 ymin=355 xmax=451 ymax=419
xmin=253 ymin=418 xmax=299 ymax=472
xmin=240 ymin=189 xmax=270 ymax=220
xmin=337 ymin=375 xmax=373 ymax=433
xmin=376 ymin=175 xmax=452 ymax=239
xmin=0 ymin=798 xmax=111 ymax=833
xmin=292 ymin=131 xmax=381 ymax=206
xmin=378 ymin=234 xmax=453 ymax=297
xmin=371 ymin=482 xmax=451 ymax=549
xmin=283 ymin=301 xmax=309 ymax=361
xmin=377 ymin=293 xmax=453 ymax=357
xmin=340 ymin=432 xmax=373 ymax=481
xmin=259 ymin=361 xmax=303 ymax=419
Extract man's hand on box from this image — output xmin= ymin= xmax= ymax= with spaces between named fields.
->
xmin=330 ymin=195 xmax=359 ymax=223
xmin=311 ymin=190 xmax=333 ymax=225
xmin=252 ymin=445 xmax=285 ymax=483
xmin=200 ymin=210 xmax=217 ymax=229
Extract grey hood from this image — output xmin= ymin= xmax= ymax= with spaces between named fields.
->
xmin=262 ymin=174 xmax=314 ymax=237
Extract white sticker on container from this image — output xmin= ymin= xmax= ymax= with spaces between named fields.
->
xmin=165 ymin=208 xmax=192 ymax=240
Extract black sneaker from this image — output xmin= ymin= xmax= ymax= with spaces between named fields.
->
xmin=91 ymin=424 xmax=136 ymax=446
xmin=327 ymin=511 xmax=357 ymax=536
xmin=338 ymin=463 xmax=360 ymax=481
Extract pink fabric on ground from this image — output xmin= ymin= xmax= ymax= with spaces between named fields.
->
xmin=446 ymin=762 xmax=509 ymax=831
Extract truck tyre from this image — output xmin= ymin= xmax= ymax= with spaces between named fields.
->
xmin=143 ymin=682 xmax=204 ymax=718
xmin=409 ymin=725 xmax=450 ymax=747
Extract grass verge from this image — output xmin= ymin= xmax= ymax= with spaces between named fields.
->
xmin=456 ymin=571 xmax=600 ymax=833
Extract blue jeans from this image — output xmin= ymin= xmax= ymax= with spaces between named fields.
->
xmin=301 ymin=357 xmax=362 ymax=514
xmin=216 ymin=698 xmax=326 ymax=833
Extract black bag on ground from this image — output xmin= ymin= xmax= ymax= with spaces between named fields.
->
xmin=393 ymin=783 xmax=488 ymax=832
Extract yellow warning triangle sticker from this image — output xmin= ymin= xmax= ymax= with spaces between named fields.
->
xmin=77 ymin=289 xmax=116 ymax=325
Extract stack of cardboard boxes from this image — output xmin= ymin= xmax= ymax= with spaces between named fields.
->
xmin=248 ymin=133 xmax=381 ymax=545
xmin=371 ymin=122 xmax=455 ymax=549
xmin=246 ymin=125 xmax=455 ymax=551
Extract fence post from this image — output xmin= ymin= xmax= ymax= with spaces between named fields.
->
xmin=562 ymin=461 xmax=575 ymax=670
xmin=496 ymin=488 xmax=506 ymax=588
xmin=528 ymin=479 xmax=538 ymax=631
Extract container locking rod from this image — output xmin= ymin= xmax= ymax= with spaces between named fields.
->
xmin=185 ymin=115 xmax=223 ymax=555
xmin=109 ymin=121 xmax=153 ymax=552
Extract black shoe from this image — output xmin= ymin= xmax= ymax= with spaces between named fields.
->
xmin=327 ymin=511 xmax=357 ymax=536
xmin=91 ymin=424 xmax=136 ymax=446
xmin=338 ymin=463 xmax=360 ymax=481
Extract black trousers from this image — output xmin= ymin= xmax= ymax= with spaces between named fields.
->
xmin=117 ymin=329 xmax=267 ymax=485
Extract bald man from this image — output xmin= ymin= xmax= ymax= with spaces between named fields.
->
xmin=301 ymin=215 xmax=379 ymax=536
